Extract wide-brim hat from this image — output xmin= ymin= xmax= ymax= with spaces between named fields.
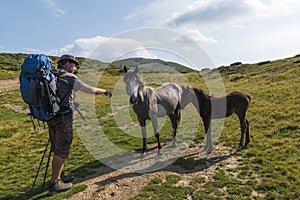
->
xmin=57 ymin=54 xmax=79 ymax=66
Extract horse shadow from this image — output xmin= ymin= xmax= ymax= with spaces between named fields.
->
xmin=90 ymin=149 xmax=237 ymax=188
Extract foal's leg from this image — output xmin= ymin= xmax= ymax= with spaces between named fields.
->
xmin=237 ymin=115 xmax=247 ymax=151
xmin=200 ymin=117 xmax=213 ymax=155
xmin=244 ymin=119 xmax=250 ymax=147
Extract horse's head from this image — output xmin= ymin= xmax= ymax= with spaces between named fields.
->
xmin=123 ymin=66 xmax=145 ymax=104
xmin=181 ymin=85 xmax=198 ymax=109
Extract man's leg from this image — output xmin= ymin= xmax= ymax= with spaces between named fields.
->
xmin=48 ymin=114 xmax=73 ymax=196
xmin=52 ymin=155 xmax=64 ymax=181
xmin=49 ymin=155 xmax=72 ymax=196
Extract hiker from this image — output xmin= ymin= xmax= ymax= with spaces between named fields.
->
xmin=47 ymin=54 xmax=112 ymax=195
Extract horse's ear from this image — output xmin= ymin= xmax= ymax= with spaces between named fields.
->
xmin=182 ymin=85 xmax=188 ymax=91
xmin=183 ymin=85 xmax=192 ymax=95
xmin=123 ymin=66 xmax=128 ymax=73
xmin=134 ymin=66 xmax=139 ymax=73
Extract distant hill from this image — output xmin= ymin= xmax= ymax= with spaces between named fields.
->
xmin=110 ymin=57 xmax=194 ymax=73
xmin=1 ymin=52 xmax=300 ymax=79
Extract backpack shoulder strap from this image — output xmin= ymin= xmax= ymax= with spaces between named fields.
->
xmin=52 ymin=69 xmax=66 ymax=77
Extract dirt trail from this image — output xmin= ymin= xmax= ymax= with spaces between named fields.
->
xmin=0 ymin=78 xmax=29 ymax=113
xmin=0 ymin=78 xmax=19 ymax=92
xmin=66 ymin=145 xmax=239 ymax=200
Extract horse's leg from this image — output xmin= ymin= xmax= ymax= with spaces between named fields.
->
xmin=169 ymin=114 xmax=177 ymax=148
xmin=200 ymin=117 xmax=213 ymax=155
xmin=150 ymin=116 xmax=162 ymax=155
xmin=237 ymin=114 xmax=247 ymax=151
xmin=175 ymin=109 xmax=181 ymax=147
xmin=138 ymin=118 xmax=147 ymax=154
xmin=169 ymin=108 xmax=181 ymax=148
xmin=244 ymin=119 xmax=250 ymax=148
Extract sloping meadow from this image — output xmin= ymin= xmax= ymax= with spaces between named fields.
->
xmin=0 ymin=54 xmax=299 ymax=199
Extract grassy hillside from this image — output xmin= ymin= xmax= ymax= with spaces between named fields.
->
xmin=0 ymin=53 xmax=105 ymax=79
xmin=0 ymin=53 xmax=299 ymax=199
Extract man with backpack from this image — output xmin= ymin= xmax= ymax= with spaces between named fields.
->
xmin=47 ymin=54 xmax=112 ymax=195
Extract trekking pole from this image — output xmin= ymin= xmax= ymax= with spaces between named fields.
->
xmin=42 ymin=146 xmax=52 ymax=191
xmin=31 ymin=138 xmax=50 ymax=190
xmin=75 ymin=107 xmax=85 ymax=120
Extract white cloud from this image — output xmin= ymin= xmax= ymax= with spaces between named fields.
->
xmin=166 ymin=0 xmax=300 ymax=30
xmin=38 ymin=0 xmax=66 ymax=17
xmin=124 ymin=0 xmax=195 ymax=26
xmin=23 ymin=48 xmax=42 ymax=53
xmin=58 ymin=36 xmax=107 ymax=57
xmin=50 ymin=0 xmax=300 ymax=67
xmin=167 ymin=0 xmax=251 ymax=27
xmin=57 ymin=36 xmax=156 ymax=62
xmin=182 ymin=29 xmax=219 ymax=44
xmin=125 ymin=0 xmax=300 ymax=65
xmin=52 ymin=28 xmax=215 ymax=70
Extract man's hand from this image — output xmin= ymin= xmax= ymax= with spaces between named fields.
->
xmin=104 ymin=90 xmax=112 ymax=97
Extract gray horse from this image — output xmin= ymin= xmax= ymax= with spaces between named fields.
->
xmin=123 ymin=66 xmax=182 ymax=155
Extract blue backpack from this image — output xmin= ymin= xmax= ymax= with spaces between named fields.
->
xmin=19 ymin=54 xmax=60 ymax=124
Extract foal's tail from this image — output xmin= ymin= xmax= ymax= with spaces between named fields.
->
xmin=177 ymin=103 xmax=182 ymax=123
xmin=246 ymin=94 xmax=251 ymax=103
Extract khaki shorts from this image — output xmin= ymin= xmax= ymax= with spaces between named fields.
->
xmin=48 ymin=113 xmax=73 ymax=158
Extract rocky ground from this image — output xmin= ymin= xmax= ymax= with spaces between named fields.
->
xmin=66 ymin=145 xmax=239 ymax=200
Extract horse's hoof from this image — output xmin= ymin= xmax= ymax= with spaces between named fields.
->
xmin=199 ymin=146 xmax=212 ymax=157
xmin=199 ymin=150 xmax=211 ymax=158
xmin=201 ymin=146 xmax=212 ymax=152
xmin=157 ymin=150 xmax=163 ymax=156
xmin=206 ymin=148 xmax=212 ymax=155
xmin=171 ymin=143 xmax=177 ymax=148
xmin=199 ymin=151 xmax=207 ymax=157
xmin=237 ymin=146 xmax=243 ymax=152
xmin=199 ymin=147 xmax=206 ymax=152
xmin=140 ymin=152 xmax=145 ymax=158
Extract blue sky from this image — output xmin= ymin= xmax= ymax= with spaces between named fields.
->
xmin=1 ymin=0 xmax=300 ymax=67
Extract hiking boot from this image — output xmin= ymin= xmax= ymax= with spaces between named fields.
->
xmin=48 ymin=180 xmax=73 ymax=196
xmin=61 ymin=171 xmax=74 ymax=183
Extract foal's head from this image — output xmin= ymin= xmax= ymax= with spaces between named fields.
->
xmin=181 ymin=86 xmax=196 ymax=108
xmin=123 ymin=66 xmax=145 ymax=104
xmin=181 ymin=86 xmax=201 ymax=110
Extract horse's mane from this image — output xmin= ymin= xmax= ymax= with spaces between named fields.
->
xmin=192 ymin=87 xmax=211 ymax=100
xmin=143 ymin=86 xmax=161 ymax=105
xmin=135 ymin=73 xmax=144 ymax=85
xmin=123 ymin=69 xmax=145 ymax=86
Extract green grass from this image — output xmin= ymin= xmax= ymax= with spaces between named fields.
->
xmin=129 ymin=174 xmax=192 ymax=200
xmin=0 ymin=53 xmax=300 ymax=199
xmin=173 ymin=157 xmax=206 ymax=170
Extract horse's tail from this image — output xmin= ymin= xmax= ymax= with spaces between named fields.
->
xmin=246 ymin=94 xmax=251 ymax=103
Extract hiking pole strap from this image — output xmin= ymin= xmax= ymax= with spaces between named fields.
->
xmin=29 ymin=114 xmax=36 ymax=130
